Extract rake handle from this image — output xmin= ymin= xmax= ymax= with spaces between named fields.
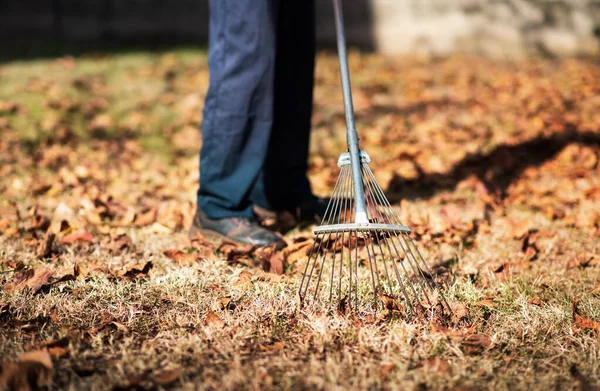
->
xmin=332 ymin=0 xmax=368 ymax=224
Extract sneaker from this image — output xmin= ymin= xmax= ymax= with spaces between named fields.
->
xmin=189 ymin=208 xmax=286 ymax=250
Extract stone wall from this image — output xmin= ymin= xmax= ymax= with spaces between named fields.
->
xmin=362 ymin=0 xmax=600 ymax=57
xmin=1 ymin=0 xmax=599 ymax=57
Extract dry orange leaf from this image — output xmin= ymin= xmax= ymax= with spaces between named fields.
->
xmin=431 ymin=323 xmax=461 ymax=337
xmin=216 ymin=297 xmax=235 ymax=311
xmin=566 ymin=253 xmax=600 ymax=270
xmin=134 ymin=207 xmax=157 ymax=227
xmin=527 ymin=298 xmax=545 ymax=306
xmin=60 ymin=230 xmax=93 ymax=244
xmin=572 ymin=297 xmax=600 ymax=335
xmin=37 ymin=232 xmax=56 ymax=259
xmin=163 ymin=249 xmax=198 ymax=264
xmin=422 ymin=358 xmax=451 ymax=375
xmin=378 ymin=294 xmax=404 ymax=313
xmin=462 ymin=334 xmax=492 ymax=348
xmin=190 ymin=234 xmax=215 ymax=258
xmin=204 ymin=310 xmax=224 ymax=326
xmin=35 ymin=337 xmax=70 ymax=358
xmin=110 ymin=321 xmax=130 ymax=333
xmin=260 ymin=341 xmax=284 ymax=352
xmin=266 ymin=249 xmax=284 ymax=275
xmin=473 ymin=299 xmax=495 ymax=308
xmin=3 ymin=268 xmax=54 ymax=294
xmin=234 ymin=270 xmax=254 ymax=286
xmin=108 ymin=234 xmax=133 ymax=254
xmin=450 ymin=302 xmax=470 ymax=323
xmin=152 ymin=369 xmax=181 ymax=386
xmin=122 ymin=262 xmax=153 ymax=278
xmin=0 ymin=349 xmax=54 ymax=390
xmin=283 ymin=240 xmax=313 ymax=263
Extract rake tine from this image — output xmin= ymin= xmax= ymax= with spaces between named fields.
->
xmin=314 ymin=166 xmax=350 ymax=301
xmin=380 ymin=232 xmax=414 ymax=315
xmin=406 ymin=235 xmax=453 ymax=313
xmin=300 ymin=165 xmax=347 ymax=300
xmin=353 ymin=231 xmax=359 ymax=309
xmin=364 ymin=165 xmax=452 ymax=311
xmin=363 ymin=167 xmax=393 ymax=292
xmin=393 ymin=233 xmax=434 ymax=308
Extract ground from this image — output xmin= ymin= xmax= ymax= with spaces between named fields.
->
xmin=0 ymin=47 xmax=599 ymax=391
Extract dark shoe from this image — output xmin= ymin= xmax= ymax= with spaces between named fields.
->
xmin=254 ymin=198 xmax=330 ymax=225
xmin=189 ymin=208 xmax=286 ymax=250
xmin=295 ymin=198 xmax=330 ymax=223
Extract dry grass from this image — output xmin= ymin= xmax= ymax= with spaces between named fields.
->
xmin=1 ymin=48 xmax=599 ymax=390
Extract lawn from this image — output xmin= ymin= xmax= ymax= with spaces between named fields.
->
xmin=1 ymin=47 xmax=599 ymax=390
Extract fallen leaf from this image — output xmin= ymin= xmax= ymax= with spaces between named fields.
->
xmin=527 ymin=298 xmax=545 ymax=306
xmin=234 ymin=270 xmax=254 ymax=286
xmin=152 ymin=369 xmax=181 ymax=386
xmin=163 ymin=249 xmax=198 ymax=265
xmin=473 ymin=299 xmax=495 ymax=308
xmin=379 ymin=362 xmax=396 ymax=377
xmin=506 ymin=220 xmax=535 ymax=240
xmin=263 ymin=246 xmax=284 ymax=275
xmin=108 ymin=234 xmax=132 ymax=254
xmin=259 ymin=341 xmax=284 ymax=352
xmin=337 ymin=295 xmax=350 ymax=315
xmin=422 ymin=358 xmax=451 ymax=375
xmin=431 ymin=323 xmax=463 ymax=337
xmin=215 ymin=296 xmax=236 ymax=311
xmin=450 ymin=302 xmax=469 ymax=323
xmin=134 ymin=207 xmax=157 ymax=227
xmin=113 ymin=370 xmax=152 ymax=391
xmin=156 ymin=206 xmax=184 ymax=231
xmin=217 ymin=241 xmax=259 ymax=266
xmin=0 ymin=219 xmax=12 ymax=231
xmin=190 ymin=234 xmax=215 ymax=258
xmin=591 ymin=285 xmax=600 ymax=296
xmin=0 ymin=349 xmax=54 ymax=390
xmin=27 ymin=214 xmax=50 ymax=232
xmin=60 ymin=230 xmax=93 ymax=244
xmin=122 ymin=262 xmax=153 ymax=279
xmin=204 ymin=310 xmax=224 ymax=326
xmin=462 ymin=334 xmax=492 ymax=348
xmin=110 ymin=321 xmax=129 ymax=334
xmin=3 ymin=268 xmax=54 ymax=294
xmin=2 ymin=226 xmax=19 ymax=238
xmin=37 ymin=337 xmax=70 ymax=357
xmin=566 ymin=253 xmax=599 ymax=270
xmin=283 ymin=240 xmax=313 ymax=263
xmin=37 ymin=232 xmax=56 ymax=259
xmin=572 ymin=297 xmax=600 ymax=335
xmin=378 ymin=294 xmax=404 ymax=313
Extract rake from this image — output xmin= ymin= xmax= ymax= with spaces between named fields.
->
xmin=298 ymin=0 xmax=452 ymax=316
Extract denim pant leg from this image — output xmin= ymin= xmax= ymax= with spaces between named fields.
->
xmin=251 ymin=0 xmax=316 ymax=210
xmin=198 ymin=0 xmax=277 ymax=219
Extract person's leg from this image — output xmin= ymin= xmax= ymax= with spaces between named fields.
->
xmin=198 ymin=0 xmax=277 ymax=219
xmin=251 ymin=0 xmax=316 ymax=211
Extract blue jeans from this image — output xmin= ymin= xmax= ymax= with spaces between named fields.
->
xmin=198 ymin=0 xmax=316 ymax=219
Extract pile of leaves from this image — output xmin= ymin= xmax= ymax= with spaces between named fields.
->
xmin=0 ymin=50 xmax=599 ymax=390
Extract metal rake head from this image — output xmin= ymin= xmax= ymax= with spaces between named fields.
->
xmin=299 ymin=151 xmax=452 ymax=317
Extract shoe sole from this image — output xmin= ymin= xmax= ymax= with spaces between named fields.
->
xmin=188 ymin=225 xmax=286 ymax=251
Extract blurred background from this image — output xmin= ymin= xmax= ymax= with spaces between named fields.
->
xmin=2 ymin=0 xmax=600 ymax=58
xmin=1 ymin=3 xmax=600 ymax=389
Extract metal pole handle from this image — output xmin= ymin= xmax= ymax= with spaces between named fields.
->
xmin=332 ymin=0 xmax=368 ymax=224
